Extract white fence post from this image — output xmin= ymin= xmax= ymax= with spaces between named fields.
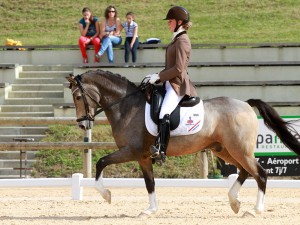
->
xmin=83 ymin=129 xmax=92 ymax=178
xmin=72 ymin=173 xmax=83 ymax=200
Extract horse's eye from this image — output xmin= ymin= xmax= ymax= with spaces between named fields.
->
xmin=75 ymin=96 xmax=81 ymax=101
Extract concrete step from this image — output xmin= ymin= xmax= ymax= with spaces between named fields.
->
xmin=197 ymin=85 xmax=300 ymax=102
xmin=22 ymin=65 xmax=73 ymax=71
xmin=0 ymin=112 xmax=54 ymax=117
xmin=0 ymin=135 xmax=45 ymax=142
xmin=0 ymin=159 xmax=36 ymax=168
xmin=11 ymin=84 xmax=63 ymax=91
xmin=14 ymin=78 xmax=65 ymax=84
xmin=4 ymin=98 xmax=64 ymax=105
xmin=19 ymin=71 xmax=71 ymax=78
xmin=0 ymin=105 xmax=53 ymax=112
xmin=0 ymin=127 xmax=48 ymax=135
xmin=0 ymin=151 xmax=36 ymax=160
xmin=8 ymin=91 xmax=63 ymax=98
xmin=0 ymin=169 xmax=33 ymax=178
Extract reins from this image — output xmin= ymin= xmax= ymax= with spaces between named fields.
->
xmin=73 ymin=75 xmax=150 ymax=122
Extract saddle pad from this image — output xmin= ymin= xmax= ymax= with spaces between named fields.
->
xmin=145 ymin=100 xmax=205 ymax=137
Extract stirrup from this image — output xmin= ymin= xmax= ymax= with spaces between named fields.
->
xmin=150 ymin=145 xmax=160 ymax=158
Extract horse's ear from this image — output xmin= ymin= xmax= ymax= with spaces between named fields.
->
xmin=66 ymin=75 xmax=77 ymax=88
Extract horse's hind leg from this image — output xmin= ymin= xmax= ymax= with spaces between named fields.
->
xmin=228 ymin=169 xmax=249 ymax=214
xmin=253 ymin=163 xmax=267 ymax=213
xmin=229 ymin=157 xmax=267 ymax=214
xmin=213 ymin=147 xmax=267 ymax=214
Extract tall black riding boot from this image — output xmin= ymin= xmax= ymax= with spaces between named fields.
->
xmin=150 ymin=114 xmax=170 ymax=161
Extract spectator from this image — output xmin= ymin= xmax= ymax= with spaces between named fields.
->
xmin=96 ymin=5 xmax=122 ymax=63
xmin=78 ymin=7 xmax=101 ymax=63
xmin=144 ymin=6 xmax=197 ymax=162
xmin=121 ymin=12 xmax=139 ymax=67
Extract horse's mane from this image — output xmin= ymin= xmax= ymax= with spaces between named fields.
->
xmin=82 ymin=69 xmax=138 ymax=89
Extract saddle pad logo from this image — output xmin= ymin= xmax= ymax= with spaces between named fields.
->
xmin=186 ymin=117 xmax=194 ymax=124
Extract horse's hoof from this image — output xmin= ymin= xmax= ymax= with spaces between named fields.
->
xmin=102 ymin=189 xmax=111 ymax=204
xmin=95 ymin=182 xmax=112 ymax=204
xmin=228 ymin=195 xmax=240 ymax=214
xmin=139 ymin=207 xmax=157 ymax=217
xmin=255 ymin=206 xmax=264 ymax=214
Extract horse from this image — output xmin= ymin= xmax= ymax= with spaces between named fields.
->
xmin=66 ymin=69 xmax=300 ymax=216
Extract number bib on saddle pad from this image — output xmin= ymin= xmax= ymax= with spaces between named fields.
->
xmin=145 ymin=100 xmax=205 ymax=136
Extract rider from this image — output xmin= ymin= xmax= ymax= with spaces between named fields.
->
xmin=145 ymin=6 xmax=197 ymax=161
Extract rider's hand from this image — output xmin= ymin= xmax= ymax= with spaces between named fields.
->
xmin=145 ymin=73 xmax=160 ymax=84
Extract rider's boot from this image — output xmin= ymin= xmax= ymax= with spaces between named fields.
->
xmin=150 ymin=114 xmax=170 ymax=162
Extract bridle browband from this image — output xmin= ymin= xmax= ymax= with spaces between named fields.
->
xmin=72 ymin=75 xmax=149 ymax=122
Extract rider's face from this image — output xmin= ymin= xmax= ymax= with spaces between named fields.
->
xmin=168 ymin=19 xmax=176 ymax=32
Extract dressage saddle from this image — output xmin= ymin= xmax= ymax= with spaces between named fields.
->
xmin=148 ymin=85 xmax=200 ymax=130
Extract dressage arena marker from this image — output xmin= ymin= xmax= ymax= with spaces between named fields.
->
xmin=0 ymin=173 xmax=299 ymax=200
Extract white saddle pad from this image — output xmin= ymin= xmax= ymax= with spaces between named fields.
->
xmin=145 ymin=100 xmax=205 ymax=137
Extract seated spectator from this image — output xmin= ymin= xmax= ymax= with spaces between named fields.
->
xmin=96 ymin=5 xmax=122 ymax=63
xmin=121 ymin=12 xmax=139 ymax=67
xmin=78 ymin=7 xmax=101 ymax=63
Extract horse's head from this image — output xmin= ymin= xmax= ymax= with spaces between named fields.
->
xmin=66 ymin=74 xmax=101 ymax=130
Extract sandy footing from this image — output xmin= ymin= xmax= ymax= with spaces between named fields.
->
xmin=0 ymin=186 xmax=299 ymax=225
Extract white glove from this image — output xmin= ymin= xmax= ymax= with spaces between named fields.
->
xmin=145 ymin=73 xmax=160 ymax=84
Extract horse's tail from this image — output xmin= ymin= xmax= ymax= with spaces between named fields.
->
xmin=247 ymin=99 xmax=300 ymax=155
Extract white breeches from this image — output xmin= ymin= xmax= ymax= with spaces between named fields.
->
xmin=159 ymin=81 xmax=184 ymax=119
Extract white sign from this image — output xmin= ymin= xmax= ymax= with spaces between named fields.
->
xmin=256 ymin=117 xmax=300 ymax=155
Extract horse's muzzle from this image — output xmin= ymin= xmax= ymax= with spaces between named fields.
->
xmin=78 ymin=120 xmax=94 ymax=130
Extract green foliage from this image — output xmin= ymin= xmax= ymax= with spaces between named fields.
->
xmin=33 ymin=125 xmax=204 ymax=178
xmin=1 ymin=0 xmax=300 ymax=45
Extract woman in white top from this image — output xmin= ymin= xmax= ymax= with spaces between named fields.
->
xmin=96 ymin=5 xmax=122 ymax=63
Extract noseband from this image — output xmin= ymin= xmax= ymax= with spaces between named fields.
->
xmin=72 ymin=75 xmax=149 ymax=122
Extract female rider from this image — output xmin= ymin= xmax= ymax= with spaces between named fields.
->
xmin=145 ymin=6 xmax=197 ymax=162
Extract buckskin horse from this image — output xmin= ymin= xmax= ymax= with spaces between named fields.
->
xmin=66 ymin=69 xmax=300 ymax=216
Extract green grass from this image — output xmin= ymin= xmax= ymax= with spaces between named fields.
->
xmin=1 ymin=0 xmax=300 ymax=45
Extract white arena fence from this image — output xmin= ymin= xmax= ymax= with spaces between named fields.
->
xmin=0 ymin=173 xmax=299 ymax=200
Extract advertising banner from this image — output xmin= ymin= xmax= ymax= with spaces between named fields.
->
xmin=255 ymin=116 xmax=300 ymax=156
xmin=220 ymin=116 xmax=300 ymax=176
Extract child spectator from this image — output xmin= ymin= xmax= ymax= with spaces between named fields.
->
xmin=121 ymin=12 xmax=139 ymax=67
xmin=78 ymin=7 xmax=101 ymax=63
xmin=96 ymin=5 xmax=122 ymax=63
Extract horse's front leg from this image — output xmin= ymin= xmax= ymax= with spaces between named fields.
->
xmin=95 ymin=146 xmax=136 ymax=203
xmin=95 ymin=171 xmax=111 ymax=203
xmin=138 ymin=157 xmax=158 ymax=216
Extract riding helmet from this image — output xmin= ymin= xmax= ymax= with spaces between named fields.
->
xmin=164 ymin=6 xmax=190 ymax=24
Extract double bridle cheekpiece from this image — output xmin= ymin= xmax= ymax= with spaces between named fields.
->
xmin=73 ymin=75 xmax=103 ymax=122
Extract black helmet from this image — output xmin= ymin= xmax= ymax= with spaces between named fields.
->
xmin=164 ymin=6 xmax=190 ymax=24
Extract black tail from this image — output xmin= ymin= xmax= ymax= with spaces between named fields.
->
xmin=247 ymin=99 xmax=300 ymax=155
